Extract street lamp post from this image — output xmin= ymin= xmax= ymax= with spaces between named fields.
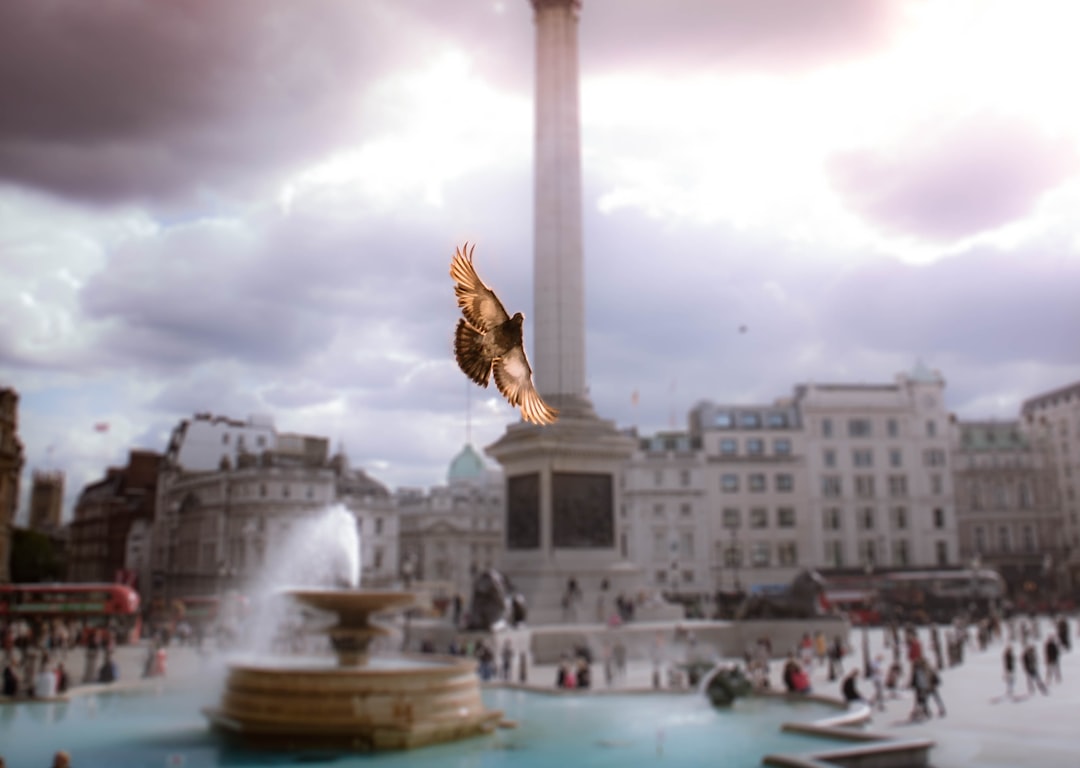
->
xmin=969 ymin=554 xmax=982 ymax=618
xmin=862 ymin=560 xmax=873 ymax=678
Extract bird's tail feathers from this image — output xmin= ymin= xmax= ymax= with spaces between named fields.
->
xmin=454 ymin=320 xmax=492 ymax=387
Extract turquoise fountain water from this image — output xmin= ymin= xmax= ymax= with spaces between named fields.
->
xmin=0 ymin=683 xmax=844 ymax=767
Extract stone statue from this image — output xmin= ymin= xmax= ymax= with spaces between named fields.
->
xmin=735 ymin=569 xmax=828 ymax=620
xmin=465 ymin=569 xmax=527 ymax=631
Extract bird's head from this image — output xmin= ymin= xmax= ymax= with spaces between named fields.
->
xmin=510 ymin=312 xmax=524 ymax=326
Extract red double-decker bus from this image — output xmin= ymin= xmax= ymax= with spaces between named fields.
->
xmin=0 ymin=583 xmax=142 ymax=643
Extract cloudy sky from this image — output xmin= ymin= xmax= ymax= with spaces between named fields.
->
xmin=2 ymin=0 xmax=1079 ymax=521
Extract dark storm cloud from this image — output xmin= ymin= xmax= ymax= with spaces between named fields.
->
xmin=0 ymin=1 xmax=422 ymax=204
xmin=0 ymin=0 xmax=907 ymax=206
xmin=821 ymin=243 xmax=1080 ymax=365
xmin=829 ymin=115 xmax=1077 ymax=240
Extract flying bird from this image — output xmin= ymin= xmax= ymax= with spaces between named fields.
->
xmin=449 ymin=243 xmax=558 ymax=425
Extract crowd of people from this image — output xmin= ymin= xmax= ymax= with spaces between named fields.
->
xmin=825 ymin=612 xmax=1072 ymax=722
xmin=1 ymin=618 xmax=130 ymax=700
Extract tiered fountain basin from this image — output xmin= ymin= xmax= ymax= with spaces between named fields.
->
xmin=204 ymin=589 xmax=501 ymax=751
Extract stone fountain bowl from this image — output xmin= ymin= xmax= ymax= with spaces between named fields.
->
xmin=287 ymin=588 xmax=416 ymax=620
xmin=205 ymin=588 xmax=502 ymax=751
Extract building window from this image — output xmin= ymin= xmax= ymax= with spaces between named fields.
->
xmin=855 ymin=475 xmax=875 ymax=499
xmin=653 ymin=503 xmax=665 ymax=518
xmin=259 ymin=484 xmax=267 ymax=498
xmin=888 ymin=475 xmax=908 ymax=498
xmin=892 ymin=539 xmax=910 ymax=566
xmin=747 ymin=438 xmax=765 ymax=456
xmin=891 ymin=506 xmax=908 ymax=530
xmin=750 ymin=508 xmax=768 ymax=529
xmin=680 ymin=469 xmax=691 ymax=487
xmin=749 ymin=473 xmax=766 ymax=492
xmin=998 ymin=525 xmax=1011 ymax=553
xmin=222 ymin=433 xmax=230 ymax=445
xmin=306 ymin=485 xmax=314 ymax=500
xmin=859 ymin=507 xmax=875 ymax=531
xmin=1019 ymin=483 xmax=1032 ymax=508
xmin=825 ymin=540 xmax=844 ymax=567
xmin=889 ymin=449 xmax=903 ymax=468
xmin=824 ymin=449 xmax=836 ymax=468
xmin=721 ymin=474 xmax=739 ymax=493
xmin=750 ymin=542 xmax=771 ymax=567
xmin=767 ymin=412 xmax=789 ymax=428
xmin=823 ymin=507 xmax=842 ymax=531
xmin=774 ymin=438 xmax=792 ymax=455
xmin=974 ymin=525 xmax=986 ymax=553
xmin=777 ymin=541 xmax=798 ymax=566
xmin=923 ymin=449 xmax=946 ymax=467
xmin=822 ymin=418 xmax=833 ymax=437
xmin=679 ymin=502 xmax=692 ymax=517
xmin=822 ymin=476 xmax=842 ymax=498
xmin=859 ymin=539 xmax=877 ymax=566
xmin=853 ymin=449 xmax=873 ymax=467
xmin=724 ymin=545 xmax=742 ymax=567
xmin=926 ymin=420 xmax=937 ymax=437
xmin=933 ymin=507 xmax=945 ymax=529
xmin=740 ymin=412 xmax=761 ymax=428
xmin=257 ymin=435 xmax=266 ymax=448
xmin=887 ymin=418 xmax=899 ymax=438
xmin=720 ymin=438 xmax=738 ymax=455
xmin=680 ymin=530 xmax=695 ymax=558
xmin=375 ymin=517 xmax=384 ymax=535
xmin=777 ymin=507 xmax=796 ymax=528
xmin=723 ymin=508 xmax=741 ymax=529
xmin=1022 ymin=524 xmax=1035 ymax=552
xmin=775 ymin=473 xmax=794 ymax=492
xmin=935 ymin=540 xmax=948 ymax=566
xmin=848 ymin=418 xmax=872 ymax=437
xmin=654 ymin=470 xmax=663 ymax=487
xmin=930 ymin=474 xmax=943 ymax=495
xmin=652 ymin=530 xmax=668 ymax=559
xmin=713 ymin=412 xmax=733 ymax=427
xmin=655 ymin=570 xmax=668 ymax=584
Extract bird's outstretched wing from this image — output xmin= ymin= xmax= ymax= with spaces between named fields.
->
xmin=450 ymin=243 xmax=510 ymax=332
xmin=493 ymin=345 xmax=558 ymax=425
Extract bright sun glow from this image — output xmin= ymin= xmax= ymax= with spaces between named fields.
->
xmin=584 ymin=0 xmax=1080 ymax=264
xmin=284 ymin=51 xmax=528 ymax=216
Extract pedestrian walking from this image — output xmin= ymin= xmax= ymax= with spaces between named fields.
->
xmin=1044 ymin=634 xmax=1062 ymax=684
xmin=1056 ymin=615 xmax=1071 ymax=652
xmin=909 ymin=658 xmax=932 ymax=721
xmin=868 ymin=654 xmax=885 ymax=711
xmin=925 ymin=659 xmax=946 ymax=717
xmin=1003 ymin=644 xmax=1016 ymax=699
xmin=1021 ymin=642 xmax=1048 ymax=696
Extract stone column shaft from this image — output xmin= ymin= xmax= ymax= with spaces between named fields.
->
xmin=532 ymin=0 xmax=586 ymax=402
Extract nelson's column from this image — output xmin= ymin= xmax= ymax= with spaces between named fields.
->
xmin=486 ymin=0 xmax=643 ymax=624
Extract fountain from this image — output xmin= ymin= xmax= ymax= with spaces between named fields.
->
xmin=203 ymin=506 xmax=501 ymax=751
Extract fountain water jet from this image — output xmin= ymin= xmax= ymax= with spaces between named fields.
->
xmin=205 ymin=505 xmax=500 ymax=751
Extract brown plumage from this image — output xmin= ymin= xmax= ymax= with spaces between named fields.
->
xmin=449 ymin=243 xmax=558 ymax=426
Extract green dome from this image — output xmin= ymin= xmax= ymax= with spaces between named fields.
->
xmin=447 ymin=444 xmax=487 ymax=483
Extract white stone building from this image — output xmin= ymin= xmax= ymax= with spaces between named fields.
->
xmin=334 ymin=453 xmax=398 ymax=588
xmin=1021 ymin=379 xmax=1080 ymax=591
xmin=398 ymin=445 xmax=503 ymax=602
xmin=620 ymin=367 xmax=961 ymax=602
xmin=795 ymin=366 xmax=957 ymax=571
xmin=151 ymin=414 xmax=339 ymax=609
